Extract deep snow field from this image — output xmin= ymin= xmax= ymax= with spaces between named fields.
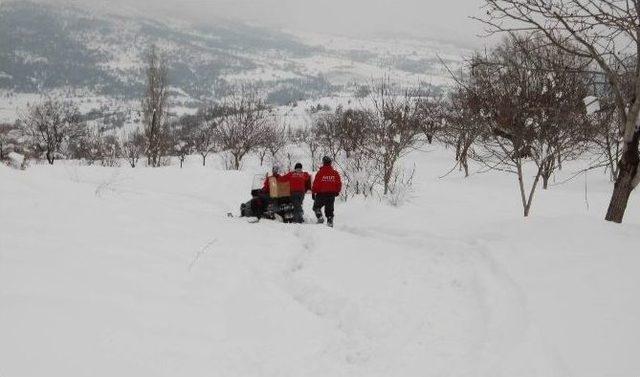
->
xmin=1 ymin=147 xmax=639 ymax=377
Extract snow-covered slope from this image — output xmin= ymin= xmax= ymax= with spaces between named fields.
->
xmin=1 ymin=149 xmax=639 ymax=377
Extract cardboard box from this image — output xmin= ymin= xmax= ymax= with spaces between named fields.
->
xmin=269 ymin=177 xmax=291 ymax=198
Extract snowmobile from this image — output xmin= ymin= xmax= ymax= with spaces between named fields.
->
xmin=239 ymin=174 xmax=296 ymax=223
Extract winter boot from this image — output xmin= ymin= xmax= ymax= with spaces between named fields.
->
xmin=327 ymin=217 xmax=333 ymax=227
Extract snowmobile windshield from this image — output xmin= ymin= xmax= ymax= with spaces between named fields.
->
xmin=252 ymin=174 xmax=267 ymax=190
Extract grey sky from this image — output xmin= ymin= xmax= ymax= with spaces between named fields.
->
xmin=47 ymin=0 xmax=487 ymax=46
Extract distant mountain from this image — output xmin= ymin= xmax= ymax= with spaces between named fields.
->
xmin=0 ymin=1 xmax=465 ymax=106
xmin=0 ymin=1 xmax=327 ymax=100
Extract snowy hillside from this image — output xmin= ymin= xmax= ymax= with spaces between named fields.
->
xmin=0 ymin=0 xmax=464 ymax=122
xmin=1 ymin=149 xmax=639 ymax=377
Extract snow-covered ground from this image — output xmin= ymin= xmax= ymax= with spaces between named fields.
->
xmin=1 ymin=148 xmax=639 ymax=377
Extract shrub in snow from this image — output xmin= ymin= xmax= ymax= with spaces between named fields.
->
xmin=4 ymin=152 xmax=28 ymax=170
xmin=0 ymin=122 xmax=22 ymax=160
xmin=384 ymin=166 xmax=416 ymax=207
xmin=340 ymin=156 xmax=378 ymax=199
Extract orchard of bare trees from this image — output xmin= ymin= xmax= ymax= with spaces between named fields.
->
xmin=475 ymin=0 xmax=640 ymax=222
xmin=441 ymin=34 xmax=594 ymax=216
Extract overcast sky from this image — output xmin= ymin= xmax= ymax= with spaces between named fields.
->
xmin=44 ymin=0 xmax=486 ymax=46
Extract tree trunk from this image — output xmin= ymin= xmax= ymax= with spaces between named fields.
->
xmin=605 ymin=134 xmax=640 ymax=223
xmin=541 ymin=159 xmax=554 ymax=190
xmin=233 ymin=152 xmax=242 ymax=170
xmin=517 ymin=161 xmax=527 ymax=216
xmin=516 ymin=160 xmax=542 ymax=217
xmin=259 ymin=149 xmax=266 ymax=166
xmin=383 ymin=168 xmax=391 ymax=195
xmin=462 ymin=158 xmax=469 ymax=178
xmin=202 ymin=154 xmax=207 ymax=166
xmin=46 ymin=149 xmax=54 ymax=165
xmin=460 ymin=143 xmax=470 ymax=177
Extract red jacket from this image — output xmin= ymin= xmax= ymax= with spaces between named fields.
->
xmin=312 ymin=165 xmax=342 ymax=195
xmin=283 ymin=170 xmax=311 ymax=193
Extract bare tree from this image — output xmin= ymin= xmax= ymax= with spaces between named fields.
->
xmin=479 ymin=0 xmax=640 ymax=222
xmin=291 ymin=124 xmax=321 ymax=171
xmin=122 ymin=129 xmax=146 ymax=168
xmin=258 ymin=118 xmax=288 ymax=165
xmin=522 ymin=35 xmax=593 ymax=189
xmin=214 ymin=87 xmax=271 ymax=170
xmin=68 ymin=127 xmax=100 ymax=164
xmin=338 ymin=108 xmax=372 ymax=158
xmin=314 ymin=110 xmax=344 ymax=161
xmin=335 ymin=108 xmax=375 ymax=196
xmin=367 ymin=78 xmax=423 ymax=195
xmin=441 ymin=86 xmax=484 ymax=177
xmin=20 ymin=99 xmax=82 ymax=164
xmin=193 ymin=121 xmax=217 ymax=167
xmin=265 ymin=119 xmax=288 ymax=162
xmin=415 ymin=92 xmax=446 ymax=144
xmin=170 ymin=120 xmax=194 ymax=168
xmin=142 ymin=45 xmax=170 ymax=168
xmin=185 ymin=110 xmax=217 ymax=167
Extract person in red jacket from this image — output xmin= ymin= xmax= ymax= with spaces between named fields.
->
xmin=262 ymin=165 xmax=283 ymax=195
xmin=250 ymin=165 xmax=284 ymax=219
xmin=312 ymin=156 xmax=342 ymax=227
xmin=282 ymin=162 xmax=312 ymax=223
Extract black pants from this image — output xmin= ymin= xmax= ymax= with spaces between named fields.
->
xmin=290 ymin=192 xmax=305 ymax=223
xmin=313 ymin=193 xmax=335 ymax=219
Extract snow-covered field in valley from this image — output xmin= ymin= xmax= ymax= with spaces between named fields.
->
xmin=1 ymin=149 xmax=639 ymax=377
